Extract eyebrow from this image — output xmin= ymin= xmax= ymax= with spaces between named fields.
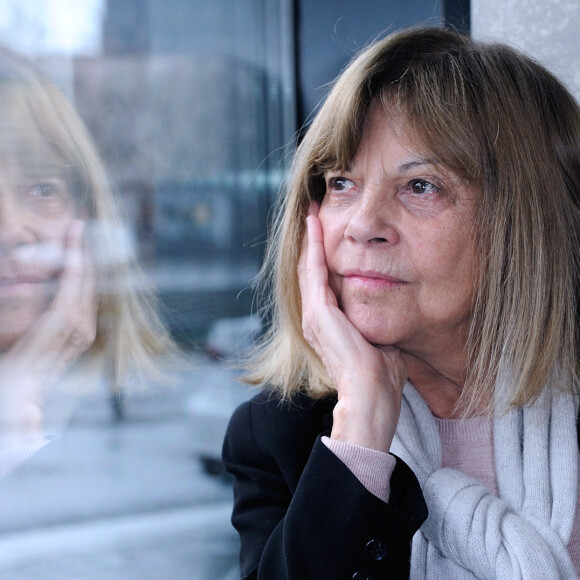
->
xmin=397 ymin=158 xmax=441 ymax=173
xmin=326 ymin=157 xmax=444 ymax=176
xmin=22 ymin=165 xmax=69 ymax=180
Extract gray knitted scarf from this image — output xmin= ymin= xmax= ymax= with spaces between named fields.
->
xmin=390 ymin=379 xmax=579 ymax=579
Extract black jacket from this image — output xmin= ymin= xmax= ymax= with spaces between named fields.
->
xmin=222 ymin=390 xmax=428 ymax=580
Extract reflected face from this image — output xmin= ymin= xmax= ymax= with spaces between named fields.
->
xmin=318 ymin=103 xmax=478 ymax=361
xmin=0 ymin=159 xmax=77 ymax=351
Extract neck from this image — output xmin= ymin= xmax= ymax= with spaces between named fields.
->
xmin=403 ymin=352 xmax=468 ymax=419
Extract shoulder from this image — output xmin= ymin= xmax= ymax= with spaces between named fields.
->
xmin=233 ymin=388 xmax=334 ymax=431
xmin=223 ymin=388 xmax=336 ymax=476
xmin=226 ymin=388 xmax=335 ymax=440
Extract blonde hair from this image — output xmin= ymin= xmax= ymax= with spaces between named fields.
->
xmin=247 ymin=27 xmax=580 ymax=413
xmin=0 ymin=47 xmax=178 ymax=388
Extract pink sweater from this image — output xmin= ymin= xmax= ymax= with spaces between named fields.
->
xmin=323 ymin=415 xmax=580 ymax=572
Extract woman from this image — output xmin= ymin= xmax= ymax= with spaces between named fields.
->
xmin=0 ymin=47 xmax=177 ymax=472
xmin=223 ymin=27 xmax=580 ymax=579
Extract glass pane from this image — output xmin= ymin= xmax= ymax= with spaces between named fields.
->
xmin=0 ymin=1 xmax=295 ymax=578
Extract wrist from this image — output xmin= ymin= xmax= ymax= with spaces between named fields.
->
xmin=331 ymin=398 xmax=397 ymax=453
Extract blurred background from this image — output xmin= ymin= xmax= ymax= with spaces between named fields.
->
xmin=0 ymin=0 xmax=575 ymax=578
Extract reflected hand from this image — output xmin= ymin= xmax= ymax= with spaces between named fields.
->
xmin=0 ymin=220 xmax=97 ymax=448
xmin=298 ymin=205 xmax=407 ymax=453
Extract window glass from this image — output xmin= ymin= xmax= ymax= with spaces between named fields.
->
xmin=0 ymin=1 xmax=294 ymax=578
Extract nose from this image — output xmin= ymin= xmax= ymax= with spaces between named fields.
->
xmin=0 ymin=194 xmax=36 ymax=251
xmin=344 ymin=191 xmax=400 ymax=245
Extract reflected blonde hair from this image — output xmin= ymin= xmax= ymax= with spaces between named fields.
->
xmin=247 ymin=27 xmax=580 ymax=413
xmin=0 ymin=47 xmax=178 ymax=388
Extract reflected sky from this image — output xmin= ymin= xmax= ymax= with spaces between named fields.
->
xmin=0 ymin=0 xmax=104 ymax=56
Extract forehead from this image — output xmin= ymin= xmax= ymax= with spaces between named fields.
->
xmin=0 ymin=82 xmax=67 ymax=154
xmin=349 ymin=102 xmax=439 ymax=170
xmin=0 ymin=157 xmax=69 ymax=183
xmin=0 ymin=118 xmax=70 ymax=179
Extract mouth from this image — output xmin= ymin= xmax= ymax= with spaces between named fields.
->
xmin=0 ymin=275 xmax=48 ymax=298
xmin=0 ymin=274 xmax=45 ymax=284
xmin=340 ymin=269 xmax=408 ymax=289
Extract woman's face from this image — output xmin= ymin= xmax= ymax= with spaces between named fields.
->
xmin=318 ymin=102 xmax=478 ymax=363
xmin=0 ymin=158 xmax=77 ymax=351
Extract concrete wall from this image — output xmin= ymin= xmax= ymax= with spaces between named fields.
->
xmin=471 ymin=0 xmax=580 ymax=100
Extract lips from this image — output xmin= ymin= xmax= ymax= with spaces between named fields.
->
xmin=0 ymin=273 xmax=51 ymax=300
xmin=0 ymin=274 xmax=45 ymax=286
xmin=340 ymin=269 xmax=408 ymax=289
xmin=0 ymin=261 xmax=56 ymax=286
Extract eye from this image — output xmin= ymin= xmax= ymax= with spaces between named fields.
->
xmin=27 ymin=182 xmax=71 ymax=203
xmin=326 ymin=176 xmax=354 ymax=193
xmin=29 ymin=183 xmax=59 ymax=198
xmin=408 ymin=179 xmax=441 ymax=195
xmin=22 ymin=181 xmax=71 ymax=213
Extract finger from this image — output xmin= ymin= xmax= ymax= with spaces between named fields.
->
xmin=78 ymin=227 xmax=97 ymax=322
xmin=297 ymin=216 xmax=311 ymax=298
xmin=307 ymin=200 xmax=320 ymax=217
xmin=304 ymin=214 xmax=335 ymax=305
xmin=63 ymin=220 xmax=97 ymax=355
xmin=51 ymin=219 xmax=86 ymax=312
xmin=39 ymin=219 xmax=96 ymax=359
xmin=298 ymin=201 xmax=321 ymax=287
xmin=299 ymin=215 xmax=348 ymax=361
xmin=69 ymin=232 xmax=98 ymax=359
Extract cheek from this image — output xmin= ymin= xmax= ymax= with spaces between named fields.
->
xmin=0 ymin=289 xmax=52 ymax=351
xmin=318 ymin=212 xmax=345 ymax=262
xmin=414 ymin=238 xmax=478 ymax=312
xmin=35 ymin=211 xmax=76 ymax=244
xmin=18 ymin=215 xmax=76 ymax=275
xmin=414 ymin=220 xmax=477 ymax=272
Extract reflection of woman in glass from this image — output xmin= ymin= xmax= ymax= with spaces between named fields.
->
xmin=0 ymin=48 xmax=175 ymax=471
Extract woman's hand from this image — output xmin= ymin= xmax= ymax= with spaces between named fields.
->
xmin=0 ymin=220 xmax=97 ymax=449
xmin=299 ymin=206 xmax=407 ymax=453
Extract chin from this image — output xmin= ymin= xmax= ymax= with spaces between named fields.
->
xmin=343 ymin=308 xmax=402 ymax=348
xmin=0 ymin=304 xmax=47 ymax=353
xmin=0 ymin=321 xmax=33 ymax=352
xmin=0 ymin=337 xmax=19 ymax=353
xmin=359 ymin=328 xmax=399 ymax=348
